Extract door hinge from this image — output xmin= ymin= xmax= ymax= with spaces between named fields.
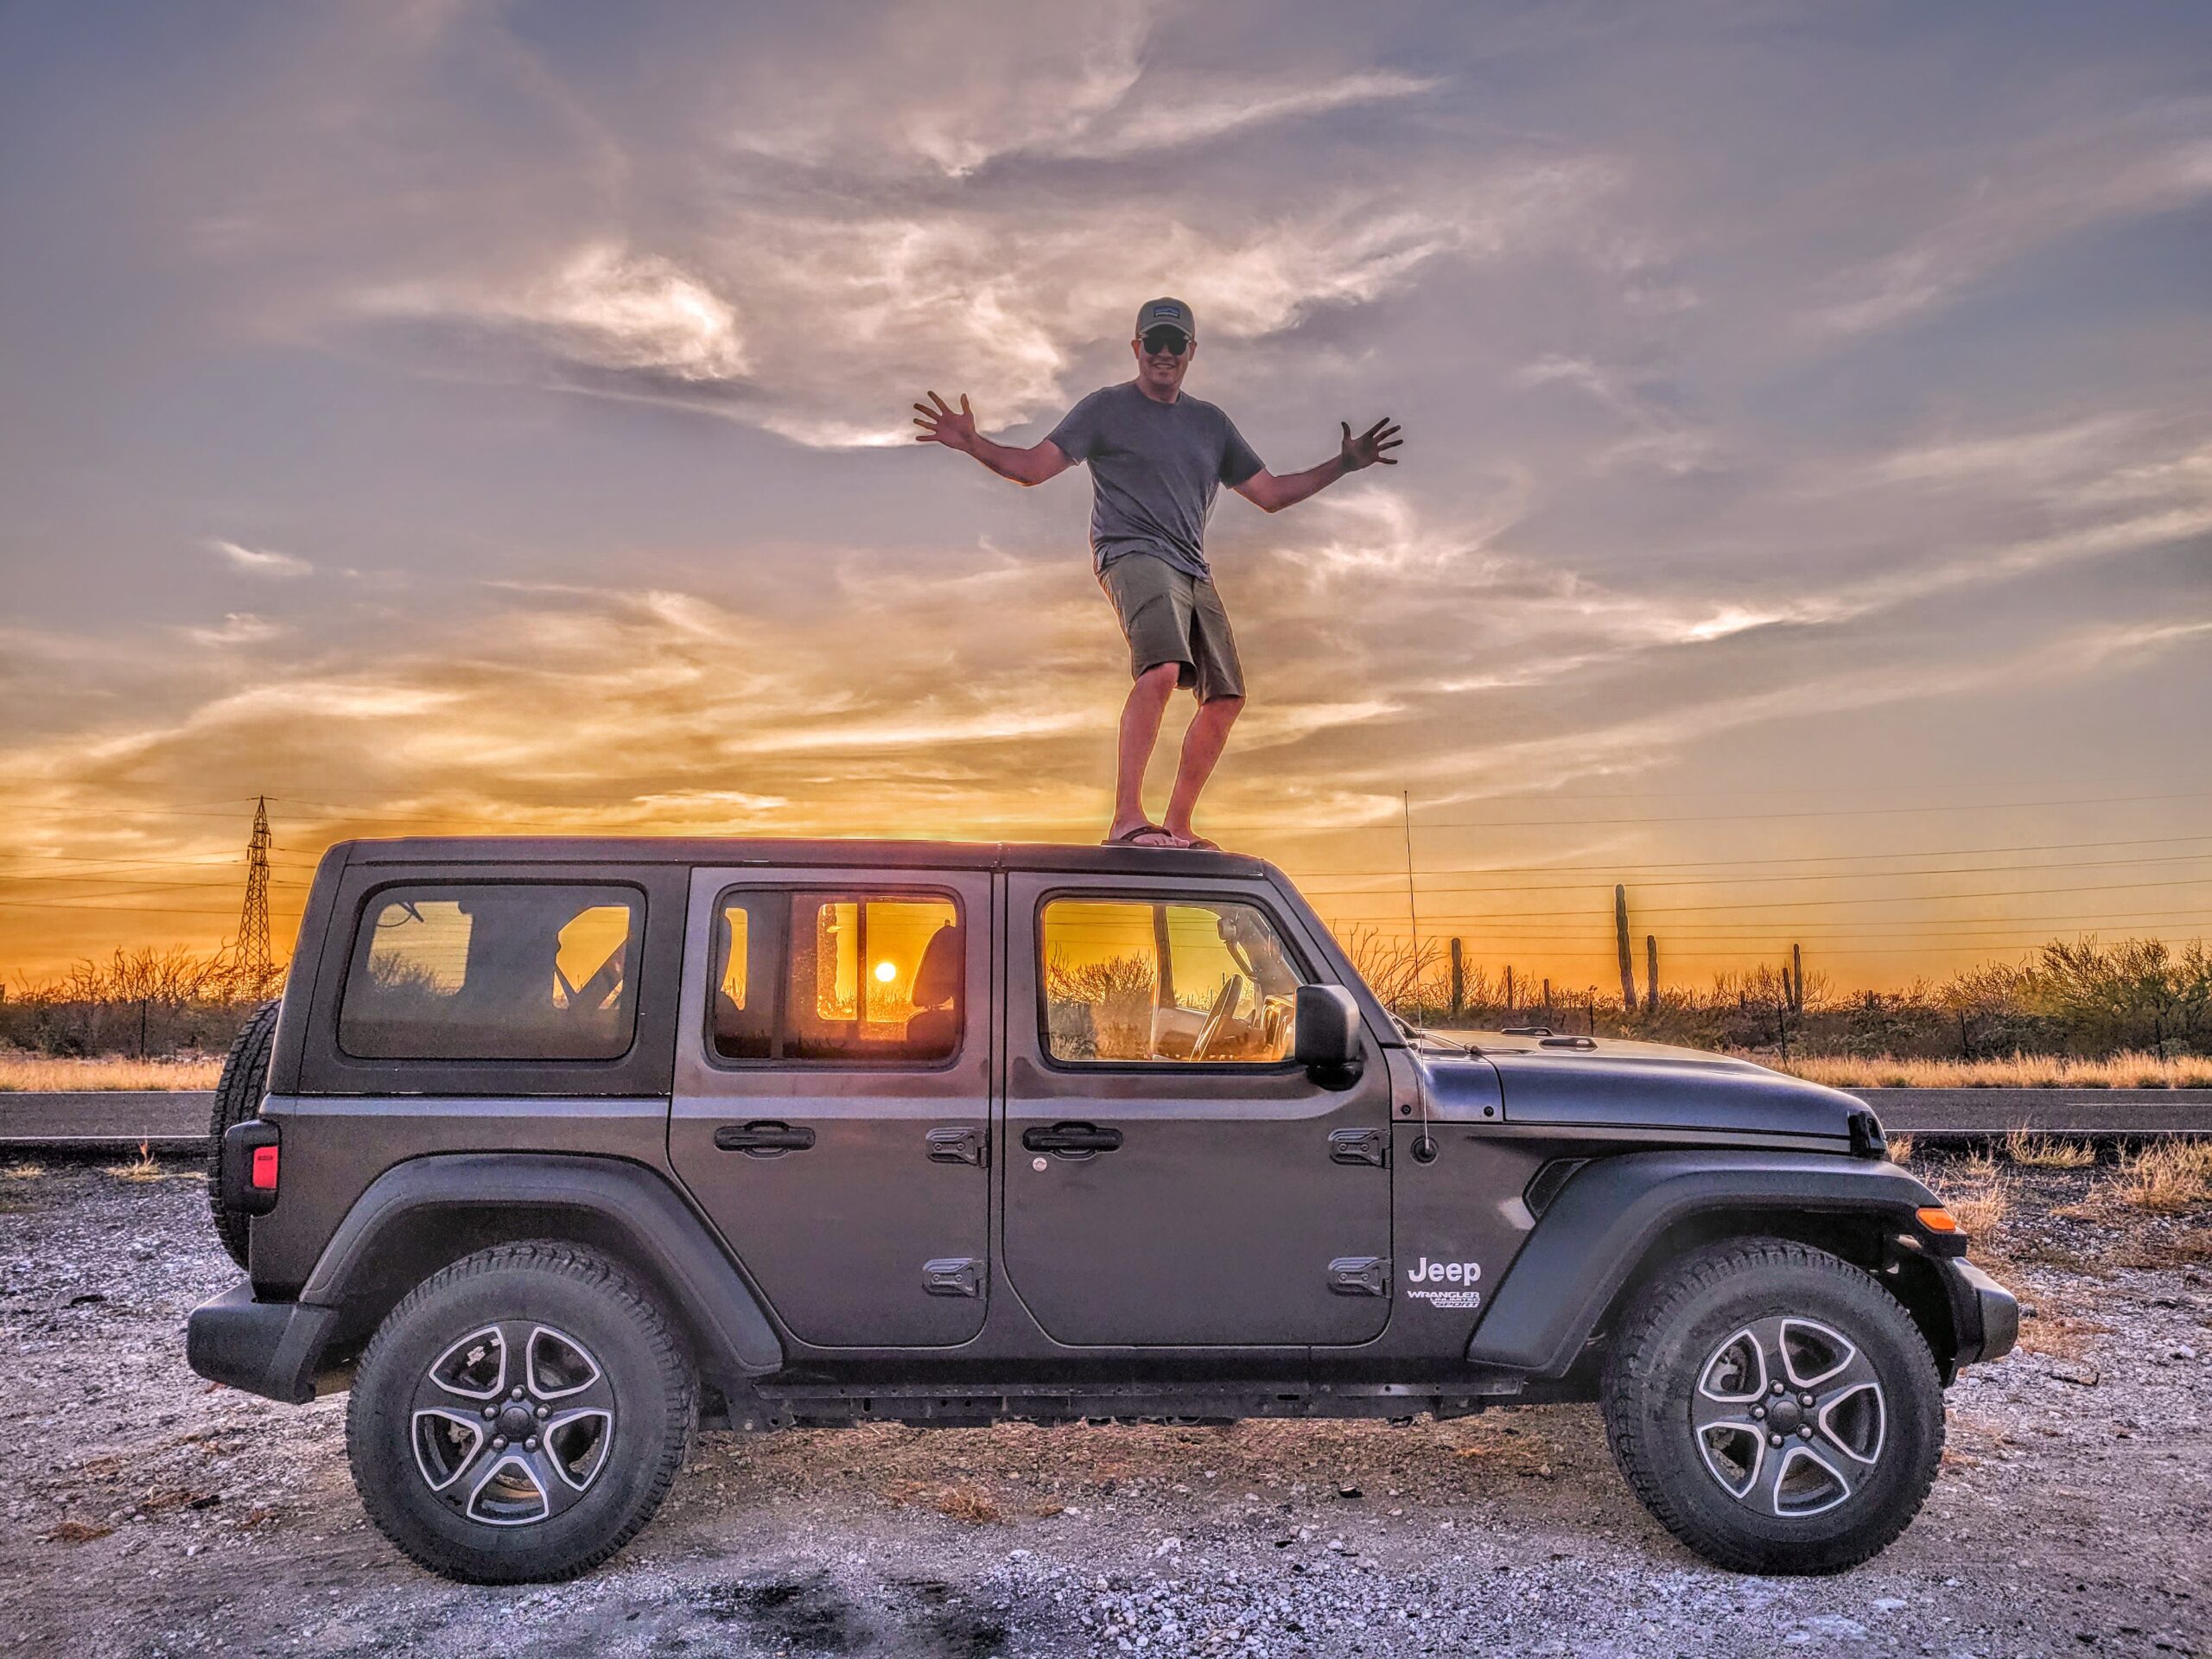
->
xmin=1328 ymin=1127 xmax=1387 ymax=1166
xmin=923 ymin=1257 xmax=985 ymax=1299
xmin=1327 ymin=1255 xmax=1389 ymax=1297
xmin=925 ymin=1126 xmax=987 ymax=1167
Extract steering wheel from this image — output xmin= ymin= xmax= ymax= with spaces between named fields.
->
xmin=1190 ymin=976 xmax=1246 ymax=1060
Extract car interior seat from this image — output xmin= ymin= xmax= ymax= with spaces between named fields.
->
xmin=904 ymin=925 xmax=962 ymax=1053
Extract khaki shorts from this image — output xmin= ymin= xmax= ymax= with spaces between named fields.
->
xmin=1098 ymin=553 xmax=1246 ymax=702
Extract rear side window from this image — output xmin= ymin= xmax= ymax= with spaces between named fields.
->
xmin=340 ymin=884 xmax=641 ymax=1060
xmin=710 ymin=890 xmax=961 ymax=1064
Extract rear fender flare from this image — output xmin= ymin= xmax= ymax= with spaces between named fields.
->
xmin=1466 ymin=1150 xmax=1942 ymax=1376
xmin=301 ymin=1152 xmax=784 ymax=1381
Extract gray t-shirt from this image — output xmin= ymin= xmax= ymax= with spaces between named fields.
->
xmin=1046 ymin=382 xmax=1265 ymax=580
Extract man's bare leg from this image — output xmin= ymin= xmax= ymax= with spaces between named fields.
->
xmin=1109 ymin=662 xmax=1184 ymax=839
xmin=1163 ymin=694 xmax=1244 ymax=842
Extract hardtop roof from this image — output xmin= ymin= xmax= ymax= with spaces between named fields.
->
xmin=333 ymin=836 xmax=1277 ymax=879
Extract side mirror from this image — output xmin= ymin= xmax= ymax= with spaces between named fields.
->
xmin=1294 ymin=984 xmax=1363 ymax=1075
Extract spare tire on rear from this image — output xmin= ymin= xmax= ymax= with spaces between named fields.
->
xmin=207 ymin=999 xmax=280 ymax=1268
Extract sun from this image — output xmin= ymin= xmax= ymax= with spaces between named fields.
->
xmin=873 ymin=960 xmax=897 ymax=983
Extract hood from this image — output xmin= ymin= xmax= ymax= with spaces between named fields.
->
xmin=1420 ymin=1033 xmax=1865 ymax=1141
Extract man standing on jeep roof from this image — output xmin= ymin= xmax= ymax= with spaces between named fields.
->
xmin=913 ymin=297 xmax=1402 ymax=849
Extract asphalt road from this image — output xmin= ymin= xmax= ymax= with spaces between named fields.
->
xmin=0 ymin=1088 xmax=2206 ymax=1153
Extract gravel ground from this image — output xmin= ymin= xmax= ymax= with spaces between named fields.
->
xmin=1 ymin=1154 xmax=2207 ymax=1658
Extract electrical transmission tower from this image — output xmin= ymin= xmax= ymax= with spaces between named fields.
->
xmin=237 ymin=796 xmax=273 ymax=985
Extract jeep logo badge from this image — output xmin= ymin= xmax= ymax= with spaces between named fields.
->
xmin=1404 ymin=1255 xmax=1482 ymax=1310
xmin=1407 ymin=1256 xmax=1479 ymax=1285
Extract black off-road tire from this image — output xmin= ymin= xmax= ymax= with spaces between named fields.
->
xmin=205 ymin=999 xmax=279 ymax=1268
xmin=346 ymin=1242 xmax=696 ymax=1584
xmin=1600 ymin=1237 xmax=1944 ymax=1575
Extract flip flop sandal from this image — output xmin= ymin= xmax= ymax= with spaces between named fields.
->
xmin=1102 ymin=822 xmax=1180 ymax=849
xmin=1179 ymin=836 xmax=1222 ymax=852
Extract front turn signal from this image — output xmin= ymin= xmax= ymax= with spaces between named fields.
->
xmin=1916 ymin=1205 xmax=1959 ymax=1234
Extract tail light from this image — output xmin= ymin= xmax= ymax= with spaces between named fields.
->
xmin=220 ymin=1121 xmax=281 ymax=1217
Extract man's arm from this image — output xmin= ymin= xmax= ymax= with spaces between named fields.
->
xmin=1232 ymin=417 xmax=1403 ymax=514
xmin=912 ymin=391 xmax=1075 ymax=487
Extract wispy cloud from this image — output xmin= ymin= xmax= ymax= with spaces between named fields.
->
xmin=1808 ymin=112 xmax=2212 ymax=336
xmin=207 ymin=539 xmax=312 ymax=577
xmin=5 ymin=2 xmax=2211 ymax=984
xmin=181 ymin=613 xmax=282 ymax=648
xmin=356 ymin=241 xmax=747 ymax=384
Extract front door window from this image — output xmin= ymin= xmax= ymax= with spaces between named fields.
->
xmin=1039 ymin=898 xmax=1306 ymax=1064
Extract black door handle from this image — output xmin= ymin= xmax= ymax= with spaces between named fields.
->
xmin=714 ymin=1121 xmax=817 ymax=1155
xmin=1022 ymin=1122 xmax=1123 ymax=1156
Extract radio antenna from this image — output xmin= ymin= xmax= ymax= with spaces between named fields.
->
xmin=1402 ymin=791 xmax=1421 ymax=1012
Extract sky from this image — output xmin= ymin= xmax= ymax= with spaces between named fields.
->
xmin=1 ymin=0 xmax=2208 ymax=992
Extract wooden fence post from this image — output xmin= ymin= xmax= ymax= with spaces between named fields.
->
xmin=1503 ymin=965 xmax=1514 ymax=1013
xmin=1791 ymin=943 xmax=1804 ymax=1014
xmin=1448 ymin=938 xmax=1465 ymax=1017
xmin=1614 ymin=885 xmax=1637 ymax=1011
xmin=1644 ymin=935 xmax=1658 ymax=1014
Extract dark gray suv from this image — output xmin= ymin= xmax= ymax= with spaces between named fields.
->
xmin=189 ymin=836 xmax=2015 ymax=1583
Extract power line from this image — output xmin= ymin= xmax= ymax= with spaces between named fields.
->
xmin=1350 ymin=791 xmax=2212 ymax=831
xmin=1297 ymin=851 xmax=2212 ymax=896
xmin=1317 ymin=874 xmax=2212 ymax=919
xmin=1287 ymin=833 xmax=2212 ymax=881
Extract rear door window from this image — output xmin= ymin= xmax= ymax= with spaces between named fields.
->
xmin=709 ymin=891 xmax=962 ymax=1064
xmin=340 ymin=883 xmax=641 ymax=1059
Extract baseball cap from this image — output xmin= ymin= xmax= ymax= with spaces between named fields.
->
xmin=1135 ymin=297 xmax=1195 ymax=341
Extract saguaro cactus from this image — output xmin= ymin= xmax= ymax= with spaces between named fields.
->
xmin=1614 ymin=885 xmax=1637 ymax=1011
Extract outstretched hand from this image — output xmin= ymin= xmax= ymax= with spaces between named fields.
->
xmin=912 ymin=391 xmax=978 ymax=453
xmin=1340 ymin=417 xmax=1403 ymax=471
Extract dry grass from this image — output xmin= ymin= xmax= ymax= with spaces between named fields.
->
xmin=1768 ymin=1051 xmax=2212 ymax=1090
xmin=102 ymin=1141 xmax=168 ymax=1184
xmin=2002 ymin=1128 xmax=2098 ymax=1169
xmin=41 ymin=1519 xmax=116 ymax=1546
xmin=0 ymin=1055 xmax=222 ymax=1092
xmin=2015 ymin=1306 xmax=2113 ymax=1363
xmin=881 ymin=1480 xmax=1005 ymax=1524
xmin=1929 ymin=1150 xmax=2014 ymax=1252
xmin=1885 ymin=1134 xmax=1915 ymax=1166
xmin=1947 ymin=1183 xmax=2013 ymax=1241
xmin=2112 ymin=1230 xmax=2212 ymax=1269
xmin=4 ymin=1161 xmax=44 ymax=1180
xmin=2113 ymin=1139 xmax=2212 ymax=1215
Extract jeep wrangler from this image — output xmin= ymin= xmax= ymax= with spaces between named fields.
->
xmin=189 ymin=837 xmax=2015 ymax=1583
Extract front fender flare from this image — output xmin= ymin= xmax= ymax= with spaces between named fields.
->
xmin=301 ymin=1151 xmax=785 ymax=1379
xmin=1465 ymin=1149 xmax=1941 ymax=1376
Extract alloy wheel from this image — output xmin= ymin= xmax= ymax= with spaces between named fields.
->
xmin=408 ymin=1322 xmax=614 ymax=1528
xmin=1690 ymin=1316 xmax=1886 ymax=1517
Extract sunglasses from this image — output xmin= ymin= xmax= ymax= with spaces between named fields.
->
xmin=1141 ymin=329 xmax=1191 ymax=355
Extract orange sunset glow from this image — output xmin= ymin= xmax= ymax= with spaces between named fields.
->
xmin=2 ymin=6 xmax=2208 ymax=995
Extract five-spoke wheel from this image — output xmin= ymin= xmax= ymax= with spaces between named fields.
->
xmin=347 ymin=1243 xmax=695 ymax=1583
xmin=409 ymin=1322 xmax=617 ymax=1526
xmin=1601 ymin=1238 xmax=1944 ymax=1574
xmin=1691 ymin=1316 xmax=1886 ymax=1517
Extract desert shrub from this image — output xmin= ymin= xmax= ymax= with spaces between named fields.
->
xmin=2114 ymin=1140 xmax=2212 ymax=1214
xmin=2002 ymin=1129 xmax=2096 ymax=1169
xmin=0 ymin=946 xmax=280 ymax=1060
